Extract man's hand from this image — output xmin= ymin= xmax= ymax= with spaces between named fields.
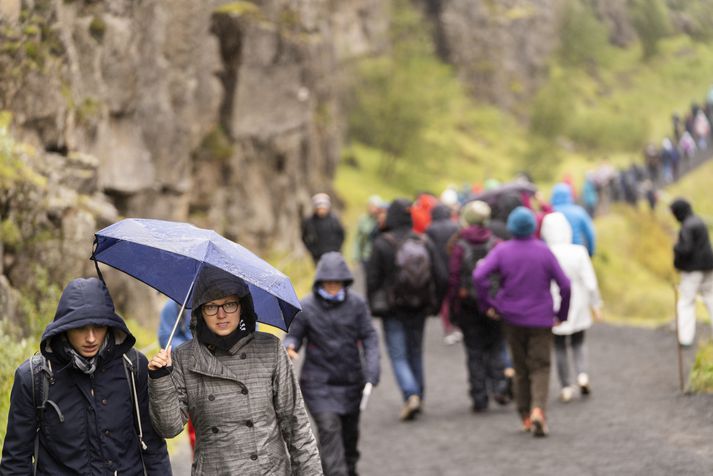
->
xmin=486 ymin=308 xmax=500 ymax=320
xmin=148 ymin=347 xmax=172 ymax=371
xmin=286 ymin=345 xmax=300 ymax=361
xmin=592 ymin=307 xmax=604 ymax=322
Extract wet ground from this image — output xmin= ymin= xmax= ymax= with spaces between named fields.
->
xmin=170 ymin=317 xmax=713 ymax=475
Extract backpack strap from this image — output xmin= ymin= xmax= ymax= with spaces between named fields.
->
xmin=123 ymin=349 xmax=148 ymax=476
xmin=30 ymin=354 xmax=63 ymax=476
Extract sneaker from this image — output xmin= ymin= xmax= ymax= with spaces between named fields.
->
xmin=399 ymin=395 xmax=421 ymax=421
xmin=521 ymin=416 xmax=532 ymax=432
xmin=443 ymin=329 xmax=463 ymax=345
xmin=530 ymin=407 xmax=548 ymax=437
xmin=577 ymin=373 xmax=590 ymax=396
xmin=559 ymin=386 xmax=574 ymax=403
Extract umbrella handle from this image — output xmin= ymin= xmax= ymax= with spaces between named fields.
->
xmin=166 ymin=276 xmax=197 ymax=350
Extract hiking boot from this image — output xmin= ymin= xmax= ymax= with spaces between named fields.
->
xmin=559 ymin=386 xmax=574 ymax=403
xmin=530 ymin=407 xmax=548 ymax=437
xmin=443 ymin=329 xmax=463 ymax=345
xmin=577 ymin=373 xmax=590 ymax=396
xmin=399 ymin=395 xmax=421 ymax=421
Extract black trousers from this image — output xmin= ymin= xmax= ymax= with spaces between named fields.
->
xmin=460 ymin=316 xmax=508 ymax=409
xmin=311 ymin=411 xmax=361 ymax=476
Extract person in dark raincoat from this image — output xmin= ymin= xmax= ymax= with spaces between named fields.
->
xmin=0 ymin=277 xmax=171 ymax=475
xmin=302 ymin=193 xmax=346 ymax=264
xmin=366 ymin=198 xmax=447 ymax=422
xmin=285 ymin=251 xmax=380 ymax=476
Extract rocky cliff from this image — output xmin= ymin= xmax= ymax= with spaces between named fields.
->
xmin=0 ymin=0 xmax=387 ymax=326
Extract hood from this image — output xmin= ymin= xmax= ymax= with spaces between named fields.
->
xmin=670 ymin=198 xmax=693 ymax=223
xmin=551 ymin=183 xmax=574 ymax=207
xmin=40 ymin=277 xmax=134 ymax=358
xmin=189 ymin=265 xmax=257 ymax=333
xmin=430 ymin=204 xmax=452 ymax=221
xmin=460 ymin=225 xmax=492 ymax=244
xmin=313 ymin=251 xmax=354 ymax=288
xmin=492 ymin=192 xmax=522 ymax=221
xmin=540 ymin=212 xmax=573 ymax=246
xmin=384 ymin=198 xmax=414 ymax=231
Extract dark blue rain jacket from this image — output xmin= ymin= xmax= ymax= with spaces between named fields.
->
xmin=0 ymin=277 xmax=171 ymax=475
xmin=285 ymin=252 xmax=380 ymax=414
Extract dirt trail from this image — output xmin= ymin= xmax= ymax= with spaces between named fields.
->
xmin=169 ymin=319 xmax=713 ymax=475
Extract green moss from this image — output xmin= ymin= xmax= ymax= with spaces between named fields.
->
xmin=214 ymin=1 xmax=261 ymax=17
xmin=76 ymin=97 xmax=102 ymax=124
xmin=88 ymin=16 xmax=106 ymax=42
xmin=197 ymin=127 xmax=233 ymax=163
xmin=0 ymin=220 xmax=22 ymax=247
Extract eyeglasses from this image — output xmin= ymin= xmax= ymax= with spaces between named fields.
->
xmin=202 ymin=301 xmax=240 ymax=316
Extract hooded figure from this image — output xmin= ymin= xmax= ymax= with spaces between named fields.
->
xmin=148 ymin=266 xmax=322 ymax=475
xmin=285 ymin=252 xmax=380 ymax=476
xmin=541 ymin=212 xmax=602 ymax=401
xmin=0 ymin=278 xmax=170 ymax=475
xmin=426 ymin=203 xmax=459 ymax=295
xmin=550 ymin=183 xmax=596 ymax=256
xmin=365 ymin=198 xmax=446 ymax=422
xmin=669 ymin=198 xmax=713 ymax=346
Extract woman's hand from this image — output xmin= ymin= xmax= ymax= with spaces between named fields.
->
xmin=148 ymin=347 xmax=172 ymax=371
xmin=286 ymin=345 xmax=300 ymax=361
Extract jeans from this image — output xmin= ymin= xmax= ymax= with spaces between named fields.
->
xmin=382 ymin=315 xmax=426 ymax=400
xmin=311 ymin=412 xmax=361 ymax=476
xmin=553 ymin=331 xmax=586 ymax=388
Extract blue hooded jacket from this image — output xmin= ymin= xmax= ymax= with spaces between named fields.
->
xmin=285 ymin=252 xmax=380 ymax=414
xmin=550 ymin=183 xmax=597 ymax=256
xmin=0 ymin=278 xmax=171 ymax=475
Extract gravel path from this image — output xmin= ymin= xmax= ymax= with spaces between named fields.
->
xmin=169 ymin=319 xmax=713 ymax=475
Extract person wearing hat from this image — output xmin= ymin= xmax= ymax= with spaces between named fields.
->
xmin=302 ymin=192 xmax=346 ymax=265
xmin=147 ymin=266 xmax=322 ymax=475
xmin=445 ymin=201 xmax=510 ymax=412
xmin=473 ymin=207 xmax=571 ymax=437
xmin=0 ymin=277 xmax=171 ymax=475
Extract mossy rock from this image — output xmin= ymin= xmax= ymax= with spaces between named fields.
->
xmin=88 ymin=16 xmax=107 ymax=42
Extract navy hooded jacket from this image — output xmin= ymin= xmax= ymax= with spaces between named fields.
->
xmin=0 ymin=278 xmax=171 ymax=475
xmin=285 ymin=252 xmax=380 ymax=414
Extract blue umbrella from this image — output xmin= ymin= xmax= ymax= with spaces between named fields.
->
xmin=91 ymin=218 xmax=301 ymax=346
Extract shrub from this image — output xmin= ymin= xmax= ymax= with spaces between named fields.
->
xmin=630 ymin=0 xmax=671 ymax=60
xmin=558 ymin=0 xmax=610 ymax=67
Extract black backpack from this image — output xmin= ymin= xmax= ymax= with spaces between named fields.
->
xmin=384 ymin=233 xmax=436 ymax=311
xmin=29 ymin=350 xmax=148 ymax=476
xmin=457 ymin=238 xmax=495 ymax=303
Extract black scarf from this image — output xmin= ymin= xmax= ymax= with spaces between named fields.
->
xmin=56 ymin=330 xmax=113 ymax=374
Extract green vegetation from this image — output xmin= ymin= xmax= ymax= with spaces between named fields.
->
xmin=630 ymin=0 xmax=671 ymax=59
xmin=690 ymin=341 xmax=713 ymax=392
xmin=88 ymin=16 xmax=107 ymax=43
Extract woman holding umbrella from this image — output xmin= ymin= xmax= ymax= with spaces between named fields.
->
xmin=147 ymin=266 xmax=322 ymax=475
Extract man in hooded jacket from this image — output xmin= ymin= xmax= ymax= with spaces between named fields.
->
xmin=0 ymin=277 xmax=171 ymax=475
xmin=285 ymin=251 xmax=380 ymax=476
xmin=670 ymin=198 xmax=713 ymax=346
xmin=366 ymin=198 xmax=447 ymax=421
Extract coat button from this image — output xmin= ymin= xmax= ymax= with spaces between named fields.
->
xmin=104 ymin=430 xmax=110 ymax=436
xmin=211 ymin=426 xmax=219 ymax=433
xmin=241 ymin=388 xmax=248 ymax=395
xmin=240 ymin=353 xmax=247 ymax=359
xmin=101 ymin=399 xmax=108 ymax=405
xmin=245 ymin=420 xmax=253 ymax=428
xmin=106 ymin=459 xmax=112 ymax=465
xmin=208 ymin=394 xmax=215 ymax=401
xmin=250 ymin=454 xmax=258 ymax=461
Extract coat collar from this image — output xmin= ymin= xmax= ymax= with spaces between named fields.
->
xmin=188 ymin=333 xmax=254 ymax=382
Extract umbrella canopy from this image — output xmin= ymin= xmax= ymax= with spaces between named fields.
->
xmin=91 ymin=218 xmax=301 ymax=332
xmin=466 ymin=181 xmax=537 ymax=204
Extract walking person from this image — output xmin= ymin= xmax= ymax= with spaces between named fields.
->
xmin=541 ymin=212 xmax=603 ymax=402
xmin=426 ymin=203 xmax=462 ymax=344
xmin=446 ymin=201 xmax=509 ymax=412
xmin=550 ymin=183 xmax=597 ymax=256
xmin=352 ymin=195 xmax=386 ymax=293
xmin=473 ymin=207 xmax=571 ymax=436
xmin=148 ymin=266 xmax=322 ymax=475
xmin=366 ymin=198 xmax=447 ymax=421
xmin=302 ymin=192 xmax=346 ymax=265
xmin=0 ymin=277 xmax=171 ymax=475
xmin=285 ymin=252 xmax=380 ymax=476
xmin=670 ymin=198 xmax=713 ymax=346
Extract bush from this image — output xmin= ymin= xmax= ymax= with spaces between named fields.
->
xmin=689 ymin=342 xmax=713 ymax=392
xmin=630 ymin=0 xmax=671 ymax=59
xmin=529 ymin=78 xmax=574 ymax=141
xmin=558 ymin=0 xmax=610 ymax=67
xmin=566 ymin=110 xmax=649 ymax=152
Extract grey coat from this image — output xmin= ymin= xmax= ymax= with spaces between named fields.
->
xmin=148 ymin=332 xmax=322 ymax=475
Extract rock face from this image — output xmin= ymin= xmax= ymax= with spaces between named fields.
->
xmin=422 ymin=0 xmax=560 ymax=111
xmin=0 ymin=0 xmax=387 ymax=326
